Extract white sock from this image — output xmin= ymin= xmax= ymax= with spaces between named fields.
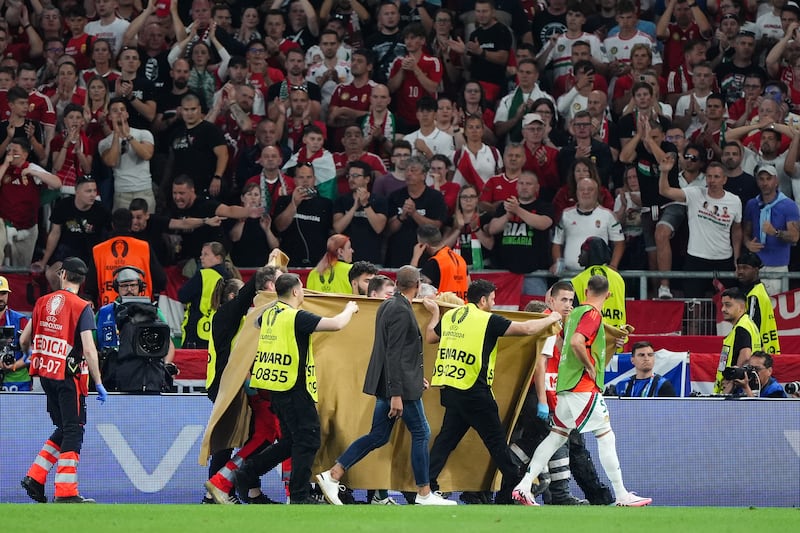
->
xmin=596 ymin=430 xmax=627 ymax=498
xmin=518 ymin=431 xmax=568 ymax=490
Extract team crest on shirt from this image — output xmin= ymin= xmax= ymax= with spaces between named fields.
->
xmin=558 ymin=44 xmax=565 ymax=52
xmin=341 ymin=92 xmax=349 ymax=100
xmin=574 ymin=103 xmax=581 ymax=110
xmin=672 ymin=32 xmax=681 ymax=41
xmin=595 ymin=219 xmax=601 ymax=228
xmin=610 ymin=47 xmax=618 ymax=55
xmin=47 ymin=294 xmax=65 ymax=317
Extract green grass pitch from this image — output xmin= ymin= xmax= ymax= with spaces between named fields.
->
xmin=1 ymin=505 xmax=797 ymax=532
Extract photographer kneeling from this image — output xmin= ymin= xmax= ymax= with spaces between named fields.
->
xmin=730 ymin=351 xmax=788 ymax=398
xmin=96 ymin=267 xmax=176 ymax=392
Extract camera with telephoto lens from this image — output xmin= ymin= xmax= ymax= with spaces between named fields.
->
xmin=722 ymin=365 xmax=759 ymax=391
xmin=786 ymin=381 xmax=800 ymax=395
xmin=0 ymin=326 xmax=19 ymax=383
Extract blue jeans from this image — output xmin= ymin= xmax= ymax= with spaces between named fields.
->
xmin=337 ymin=397 xmax=431 ymax=487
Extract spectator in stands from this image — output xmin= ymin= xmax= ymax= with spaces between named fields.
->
xmin=361 ymin=84 xmax=395 ymax=161
xmin=207 ymin=83 xmax=260 ymax=191
xmin=92 ymin=208 xmax=166 ymax=306
xmin=728 ymin=71 xmax=765 ymax=126
xmin=556 ymin=60 xmax=599 ymax=122
xmin=85 ymin=0 xmax=131 ymax=56
xmin=557 ymin=111 xmax=614 ymax=189
xmin=517 ymin=115 xmax=560 ymax=203
xmin=658 ymin=156 xmax=742 ymax=298
xmin=333 ymin=160 xmax=388 ymax=265
xmin=714 ymin=30 xmax=765 ymax=107
xmin=447 ymin=0 xmax=512 ymax=105
xmin=451 ymin=114 xmax=500 ymax=191
xmin=244 ymin=145 xmax=295 ymax=216
xmin=99 ymin=97 xmax=155 ymax=211
xmin=572 ymin=237 xmax=627 ymax=331
xmin=0 ymin=138 xmax=60 ymax=267
xmin=307 ymin=234 xmax=354 ymax=294
xmin=552 ymin=177 xmax=625 ymax=273
xmin=426 ymin=8 xmax=461 ymax=98
xmin=167 ymin=174 xmax=264 ymax=264
xmin=82 ymin=39 xmax=122 ymax=87
xmin=43 ymin=62 xmax=86 ymax=123
xmin=168 ymin=31 xmax=231 ymax=112
xmin=716 ymin=287 xmax=762 ymax=394
xmin=373 ymin=140 xmax=412 ymax=198
xmin=237 ymin=119 xmax=290 ymax=187
xmin=487 ymin=171 xmax=554 ymax=296
xmin=458 ymin=80 xmax=498 ymax=146
xmin=333 ymin=125 xmax=387 ymax=195
xmin=306 ymin=29 xmax=352 ymax=118
xmin=348 ymin=260 xmax=378 ymax=296
xmin=411 ymin=224 xmax=469 ymax=300
xmin=672 ymin=61 xmax=716 ymax=134
xmin=273 ymin=161 xmax=333 ymax=267
xmin=388 ymin=23 xmax=442 ymax=133
xmin=404 ymin=96 xmax=455 ymax=160
xmin=657 ymin=0 xmax=712 ymax=74
xmin=553 ymin=42 xmax=610 ymax=101
xmin=0 ymin=86 xmax=47 ymax=165
xmin=179 ymin=241 xmax=239 ymax=349
xmin=605 ymin=1 xmax=663 ymax=80
xmin=428 ymin=154 xmax=459 ymax=216
xmin=385 ymin=155 xmax=447 ymax=267
xmin=724 ymin=121 xmax=791 ymax=189
xmin=242 ymin=39 xmax=285 ymax=103
xmin=228 ymin=182 xmax=280 ymax=268
xmin=35 ymin=176 xmax=111 ymax=292
xmin=494 ymin=59 xmax=553 ymax=144
xmin=266 ymin=47 xmax=322 ymax=121
xmin=262 ymin=9 xmax=302 ymax=71
xmin=284 ymin=0 xmax=319 ymax=52
xmin=123 ymin=4 xmax=171 ymax=91
xmin=618 ymin=80 xmax=673 ymax=147
xmin=282 ymin=124 xmax=337 ymax=200
xmin=553 ymin=158 xmax=615 ymax=224
xmin=611 ymin=44 xmax=663 ymax=118
xmin=113 ymin=46 xmax=157 ymax=130
xmin=613 ymin=166 xmax=646 ymax=271
xmin=733 ymin=351 xmax=788 ymax=398
xmin=15 ymin=64 xmax=56 ymax=154
xmin=742 ymin=164 xmax=799 ymax=295
xmin=445 ymin=184 xmax=493 ymax=268
xmin=611 ymin=341 xmax=677 ymax=397
xmin=51 ymin=103 xmax=92 ymax=196
xmin=168 ymin=93 xmax=228 ymax=198
xmin=736 ymin=252 xmax=782 ymax=355
xmin=327 ymin=48 xmax=375 ymax=149
xmin=541 ymin=3 xmax=608 ymax=82
xmin=276 ymin=85 xmax=325 ymax=153
xmin=477 ymin=143 xmax=522 ymax=215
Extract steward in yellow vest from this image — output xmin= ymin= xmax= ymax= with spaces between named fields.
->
xmin=735 ymin=253 xmax=780 ymax=354
xmin=423 ymin=279 xmax=561 ymax=498
xmin=572 ymin=237 xmax=626 ymax=330
xmin=715 ymin=288 xmax=763 ymax=394
xmin=240 ymin=273 xmax=358 ymax=504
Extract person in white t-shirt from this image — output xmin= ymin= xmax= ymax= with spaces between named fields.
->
xmin=552 ymin=177 xmax=625 ymax=272
xmin=658 ymin=155 xmax=742 ymax=297
xmin=403 ymin=96 xmax=455 ymax=161
xmin=604 ymin=0 xmax=663 ymax=77
xmin=451 ymin=114 xmax=502 ymax=188
xmin=85 ymin=0 xmax=131 ymax=56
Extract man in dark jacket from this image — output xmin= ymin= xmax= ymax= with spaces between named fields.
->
xmin=315 ymin=265 xmax=456 ymax=506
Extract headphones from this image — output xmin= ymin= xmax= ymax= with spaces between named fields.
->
xmin=112 ymin=266 xmax=146 ymax=294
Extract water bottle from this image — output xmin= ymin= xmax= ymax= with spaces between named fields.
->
xmin=471 ymin=236 xmax=483 ymax=270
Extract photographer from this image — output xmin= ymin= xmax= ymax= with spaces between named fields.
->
xmin=96 ymin=266 xmax=176 ymax=392
xmin=0 ymin=276 xmax=30 ymax=391
xmin=732 ymin=352 xmax=788 ymax=398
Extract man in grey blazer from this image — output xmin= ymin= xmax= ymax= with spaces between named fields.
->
xmin=316 ymin=265 xmax=456 ymax=506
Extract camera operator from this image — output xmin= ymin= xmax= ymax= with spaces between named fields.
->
xmin=714 ymin=288 xmax=762 ymax=394
xmin=0 ymin=276 xmax=30 ymax=391
xmin=95 ymin=266 xmax=176 ymax=392
xmin=732 ymin=352 xmax=788 ymax=398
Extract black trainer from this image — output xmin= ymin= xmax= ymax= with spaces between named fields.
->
xmin=21 ymin=476 xmax=47 ymax=503
xmin=290 ymin=495 xmax=326 ymax=505
xmin=201 ymin=495 xmax=215 ymax=504
xmin=54 ymin=495 xmax=96 ymax=503
xmin=247 ymin=493 xmax=280 ymax=504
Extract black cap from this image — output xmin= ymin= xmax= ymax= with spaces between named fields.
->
xmin=62 ymin=257 xmax=89 ymax=275
xmin=736 ymin=251 xmax=763 ymax=269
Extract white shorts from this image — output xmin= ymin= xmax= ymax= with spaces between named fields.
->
xmin=553 ymin=391 xmax=612 ymax=434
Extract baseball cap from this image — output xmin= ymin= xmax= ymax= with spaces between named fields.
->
xmin=783 ymin=1 xmax=800 ymax=17
xmin=522 ymin=113 xmax=545 ymax=128
xmin=756 ymin=164 xmax=778 ymax=176
xmin=61 ymin=257 xmax=89 ymax=275
xmin=0 ymin=276 xmax=11 ymax=292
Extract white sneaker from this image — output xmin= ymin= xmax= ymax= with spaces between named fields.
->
xmin=204 ymin=480 xmax=236 ymax=505
xmin=314 ymin=471 xmax=344 ymax=506
xmin=657 ymin=286 xmax=673 ymax=299
xmin=615 ymin=492 xmax=652 ymax=507
xmin=371 ymin=495 xmax=398 ymax=505
xmin=416 ymin=491 xmax=457 ymax=506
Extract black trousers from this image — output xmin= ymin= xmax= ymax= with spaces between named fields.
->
xmin=428 ymin=388 xmax=522 ymax=493
xmin=41 ymin=376 xmax=86 ymax=454
xmin=238 ymin=388 xmax=320 ymax=502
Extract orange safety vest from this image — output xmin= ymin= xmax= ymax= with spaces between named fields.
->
xmin=93 ymin=236 xmax=154 ymax=306
xmin=431 ymin=246 xmax=468 ymax=300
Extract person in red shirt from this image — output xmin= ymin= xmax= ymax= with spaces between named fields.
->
xmin=552 ymin=41 xmax=610 ymax=100
xmin=64 ymin=6 xmax=93 ymax=71
xmin=263 ymin=9 xmax=302 ymax=71
xmin=656 ymin=0 xmax=712 ymax=73
xmin=521 ymin=114 xmax=560 ymax=202
xmin=51 ymin=103 xmax=92 ymax=195
xmin=332 ymin=124 xmax=386 ymax=196
xmin=207 ymin=83 xmax=261 ymax=185
xmin=480 ymin=142 xmax=526 ymax=215
xmin=15 ymin=64 xmax=57 ymax=154
xmin=80 ymin=38 xmax=121 ymax=87
xmin=327 ymin=48 xmax=376 ymax=151
xmin=388 ymin=23 xmax=442 ymax=133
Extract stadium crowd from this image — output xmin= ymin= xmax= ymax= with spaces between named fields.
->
xmin=0 ymin=0 xmax=797 ymax=307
